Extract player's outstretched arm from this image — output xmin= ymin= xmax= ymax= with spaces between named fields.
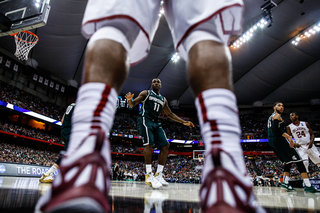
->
xmin=125 ymin=90 xmax=148 ymax=108
xmin=61 ymin=113 xmax=66 ymax=123
xmin=287 ymin=126 xmax=301 ymax=148
xmin=306 ymin=122 xmax=315 ymax=149
xmin=162 ymin=100 xmax=195 ymax=128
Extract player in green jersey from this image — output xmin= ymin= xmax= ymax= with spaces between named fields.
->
xmin=125 ymin=78 xmax=194 ymax=188
xmin=61 ymin=103 xmax=76 ymax=149
xmin=267 ymin=102 xmax=318 ymax=193
xmin=39 ymin=103 xmax=76 ymax=183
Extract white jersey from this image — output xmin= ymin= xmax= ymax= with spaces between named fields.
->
xmin=288 ymin=121 xmax=310 ymax=145
xmin=82 ymin=0 xmax=244 ymax=64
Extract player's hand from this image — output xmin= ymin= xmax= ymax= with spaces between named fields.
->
xmin=307 ymin=141 xmax=313 ymax=149
xmin=183 ymin=121 xmax=195 ymax=128
xmin=288 ymin=137 xmax=294 ymax=148
xmin=294 ymin=143 xmax=301 ymax=148
xmin=125 ymin=92 xmax=134 ymax=101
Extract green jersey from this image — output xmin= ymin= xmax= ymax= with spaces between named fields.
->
xmin=61 ymin=103 xmax=75 ymax=140
xmin=139 ymin=90 xmax=166 ymax=121
xmin=267 ymin=112 xmax=285 ymax=137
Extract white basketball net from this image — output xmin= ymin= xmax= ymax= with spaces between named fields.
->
xmin=12 ymin=31 xmax=39 ymax=61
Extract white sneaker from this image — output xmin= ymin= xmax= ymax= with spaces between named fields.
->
xmin=39 ymin=173 xmax=53 ymax=183
xmin=145 ymin=173 xmax=162 ymax=189
xmin=155 ymin=172 xmax=169 ymax=186
xmin=144 ymin=191 xmax=169 ymax=213
xmin=42 ymin=173 xmax=54 ymax=183
xmin=39 ymin=173 xmax=49 ymax=182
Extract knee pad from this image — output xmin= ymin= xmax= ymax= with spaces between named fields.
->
xmin=88 ymin=26 xmax=131 ymax=53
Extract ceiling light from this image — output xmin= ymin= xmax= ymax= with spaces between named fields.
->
xmin=158 ymin=1 xmax=165 ymax=17
xmin=291 ymin=21 xmax=320 ymax=46
xmin=171 ymin=53 xmax=180 ymax=63
xmin=230 ymin=18 xmax=269 ymax=49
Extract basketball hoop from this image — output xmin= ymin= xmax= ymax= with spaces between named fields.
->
xmin=11 ymin=31 xmax=39 ymax=61
xmin=199 ymin=157 xmax=203 ymax=162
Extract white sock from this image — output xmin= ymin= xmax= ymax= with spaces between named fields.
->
xmin=284 ymin=176 xmax=290 ymax=184
xmin=303 ymin=161 xmax=309 ymax=173
xmin=67 ymin=82 xmax=118 ymax=153
xmin=195 ymin=89 xmax=246 ymax=176
xmin=53 ymin=83 xmax=118 ymax=192
xmin=156 ymin=165 xmax=164 ymax=173
xmin=303 ymin=178 xmax=311 ymax=187
xmin=146 ymin=164 xmax=152 ymax=174
xmin=55 ymin=83 xmax=117 ymax=188
xmin=47 ymin=165 xmax=58 ymax=174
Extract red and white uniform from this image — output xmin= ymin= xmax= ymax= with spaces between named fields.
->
xmin=288 ymin=121 xmax=320 ymax=166
xmin=82 ymin=0 xmax=244 ymax=64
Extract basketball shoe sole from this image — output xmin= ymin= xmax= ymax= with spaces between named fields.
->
xmin=35 ymin=130 xmax=110 ymax=213
xmin=200 ymin=148 xmax=266 ymax=213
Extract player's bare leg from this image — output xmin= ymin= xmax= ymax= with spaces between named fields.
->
xmin=188 ymin=40 xmax=264 ymax=213
xmin=35 ymin=39 xmax=129 ymax=213
xmin=83 ymin=39 xmax=129 ymax=90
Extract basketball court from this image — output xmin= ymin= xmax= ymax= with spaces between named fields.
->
xmin=1 ymin=1 xmax=320 ymax=213
xmin=1 ymin=176 xmax=320 ymax=213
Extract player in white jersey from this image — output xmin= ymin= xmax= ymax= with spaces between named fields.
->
xmin=287 ymin=112 xmax=320 ymax=173
xmin=35 ymin=1 xmax=265 ymax=213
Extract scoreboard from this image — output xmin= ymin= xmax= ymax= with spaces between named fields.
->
xmin=116 ymin=96 xmax=141 ymax=111
xmin=117 ymin=96 xmax=129 ymax=108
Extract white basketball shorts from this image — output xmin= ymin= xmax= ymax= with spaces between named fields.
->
xmin=82 ymin=0 xmax=244 ymax=64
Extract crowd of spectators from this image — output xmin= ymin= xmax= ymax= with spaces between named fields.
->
xmin=162 ymin=118 xmax=201 ymax=141
xmin=111 ymin=156 xmax=203 ymax=184
xmin=240 ymin=112 xmax=320 ymax=139
xmin=0 ymin=121 xmax=62 ymax=144
xmin=112 ymin=113 xmax=139 ymax=135
xmin=162 ymin=156 xmax=202 ymax=183
xmin=246 ymin=155 xmax=320 ymax=186
xmin=0 ymin=80 xmax=65 ymax=121
xmin=111 ymin=144 xmax=143 ymax=154
xmin=1 ymin=80 xmax=320 ymax=186
xmin=111 ymin=112 xmax=202 ymax=141
xmin=240 ymin=113 xmax=269 ymax=139
xmin=1 ymin=78 xmax=320 ymax=140
xmin=0 ymin=142 xmax=61 ymax=166
xmin=2 ymin=141 xmax=320 ymax=185
xmin=111 ymin=111 xmax=320 ymax=140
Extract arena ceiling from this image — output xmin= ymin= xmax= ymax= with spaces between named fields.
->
xmin=0 ymin=0 xmax=320 ymax=107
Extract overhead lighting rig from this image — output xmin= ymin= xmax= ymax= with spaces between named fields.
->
xmin=230 ymin=0 xmax=277 ymax=49
xmin=261 ymin=0 xmax=277 ymax=28
xmin=292 ymin=21 xmax=320 ymax=46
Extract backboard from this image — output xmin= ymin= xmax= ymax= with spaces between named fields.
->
xmin=0 ymin=0 xmax=50 ymax=37
xmin=193 ymin=150 xmax=206 ymax=161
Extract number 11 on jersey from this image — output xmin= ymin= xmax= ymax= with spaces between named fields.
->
xmin=154 ymin=103 xmax=160 ymax=112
